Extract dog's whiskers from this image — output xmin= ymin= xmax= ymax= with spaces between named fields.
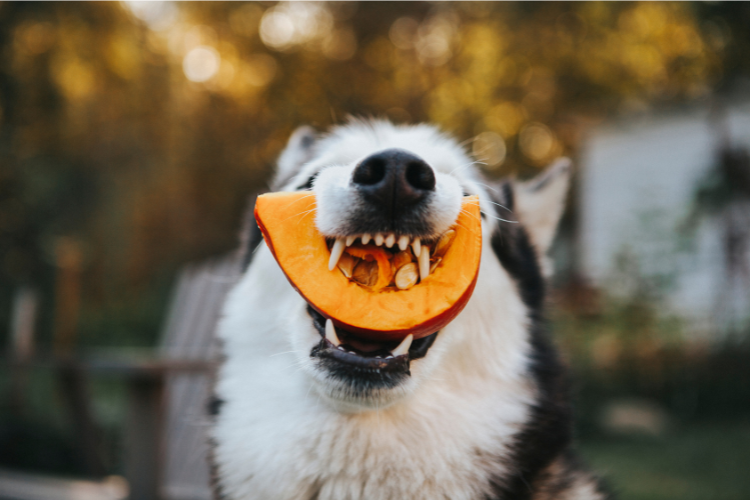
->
xmin=284 ymin=193 xmax=316 ymax=206
xmin=484 ymin=199 xmax=514 ymax=213
xmin=269 ymin=349 xmax=308 ymax=358
xmin=450 ymin=160 xmax=486 ymax=176
xmin=480 ymin=210 xmax=518 ymax=224
xmin=281 ymin=208 xmax=317 ymax=223
xmin=473 ymin=181 xmax=502 ymax=195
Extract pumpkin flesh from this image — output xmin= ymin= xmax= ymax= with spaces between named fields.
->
xmin=254 ymin=192 xmax=482 ymax=341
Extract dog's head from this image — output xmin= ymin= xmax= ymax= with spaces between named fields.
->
xmin=254 ymin=119 xmax=569 ymax=411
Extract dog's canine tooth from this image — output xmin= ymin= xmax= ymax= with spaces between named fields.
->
xmin=361 ymin=233 xmax=371 ymax=245
xmin=325 ymin=319 xmax=341 ymax=346
xmin=391 ymin=334 xmax=413 ymax=357
xmin=385 ymin=233 xmax=396 ymax=248
xmin=345 ymin=235 xmax=356 ymax=247
xmin=418 ymin=246 xmax=430 ymax=281
xmin=411 ymin=237 xmax=421 ymax=257
xmin=328 ymin=238 xmax=346 ymax=271
xmin=374 ymin=233 xmax=384 ymax=246
xmin=398 ymin=235 xmax=409 ymax=251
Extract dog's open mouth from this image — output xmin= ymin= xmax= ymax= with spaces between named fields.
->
xmin=327 ymin=231 xmax=456 ymax=291
xmin=307 ymin=232 xmax=447 ymax=381
xmin=307 ymin=305 xmax=438 ymax=374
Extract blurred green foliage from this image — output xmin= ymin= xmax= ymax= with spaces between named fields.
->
xmin=581 ymin=421 xmax=750 ymax=500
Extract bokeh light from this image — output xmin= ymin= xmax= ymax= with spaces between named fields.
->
xmin=472 ymin=132 xmax=507 ymax=170
xmin=259 ymin=2 xmax=333 ymax=51
xmin=389 ymin=17 xmax=419 ymax=50
xmin=519 ymin=123 xmax=557 ymax=164
xmin=182 ymin=45 xmax=220 ymax=82
xmin=415 ymin=14 xmax=457 ymax=66
xmin=124 ymin=1 xmax=177 ymax=31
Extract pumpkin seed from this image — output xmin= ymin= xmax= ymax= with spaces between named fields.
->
xmin=434 ymin=229 xmax=455 ymax=258
xmin=337 ymin=253 xmax=356 ymax=278
xmin=391 ymin=250 xmax=413 ymax=274
xmin=352 ymin=260 xmax=378 ymax=287
xmin=394 ymin=263 xmax=419 ymax=290
xmin=429 ymin=257 xmax=442 ymax=273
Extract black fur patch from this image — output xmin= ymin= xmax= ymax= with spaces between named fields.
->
xmin=297 ymin=172 xmax=319 ymax=191
xmin=485 ymin=182 xmax=578 ymax=500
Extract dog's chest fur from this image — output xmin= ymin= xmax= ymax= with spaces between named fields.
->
xmin=213 ymin=246 xmax=536 ymax=500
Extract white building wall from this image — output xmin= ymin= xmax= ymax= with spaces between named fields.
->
xmin=578 ymin=101 xmax=750 ymax=336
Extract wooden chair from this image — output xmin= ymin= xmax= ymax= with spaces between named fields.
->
xmin=2 ymin=254 xmax=241 ymax=500
xmin=158 ymin=255 xmax=240 ymax=500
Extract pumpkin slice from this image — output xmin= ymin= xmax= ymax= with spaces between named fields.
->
xmin=254 ymin=192 xmax=482 ymax=341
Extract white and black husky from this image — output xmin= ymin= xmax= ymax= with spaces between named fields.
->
xmin=210 ymin=120 xmax=610 ymax=500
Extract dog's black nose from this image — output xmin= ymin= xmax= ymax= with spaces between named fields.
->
xmin=352 ymin=149 xmax=435 ymax=216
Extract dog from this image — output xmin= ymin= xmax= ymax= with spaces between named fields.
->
xmin=210 ymin=119 xmax=610 ymax=500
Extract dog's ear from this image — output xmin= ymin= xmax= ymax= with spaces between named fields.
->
xmin=513 ymin=158 xmax=571 ymax=258
xmin=272 ymin=125 xmax=317 ymax=189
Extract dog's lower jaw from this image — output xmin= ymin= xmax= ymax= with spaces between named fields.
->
xmin=305 ymin=341 xmax=423 ymax=412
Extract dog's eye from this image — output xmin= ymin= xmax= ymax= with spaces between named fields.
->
xmin=297 ymin=172 xmax=319 ymax=191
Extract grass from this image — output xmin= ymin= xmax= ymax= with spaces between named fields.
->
xmin=580 ymin=421 xmax=750 ymax=500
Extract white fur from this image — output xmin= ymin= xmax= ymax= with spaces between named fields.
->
xmin=212 ymin=120 xmax=569 ymax=499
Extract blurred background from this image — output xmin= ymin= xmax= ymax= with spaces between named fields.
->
xmin=1 ymin=2 xmax=750 ymax=499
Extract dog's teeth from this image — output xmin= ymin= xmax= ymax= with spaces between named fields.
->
xmin=361 ymin=233 xmax=371 ymax=245
xmin=385 ymin=355 xmax=394 ymax=359
xmin=345 ymin=235 xmax=356 ymax=247
xmin=325 ymin=319 xmax=341 ymax=347
xmin=328 ymin=238 xmax=346 ymax=271
xmin=391 ymin=334 xmax=413 ymax=357
xmin=418 ymin=246 xmax=430 ymax=281
xmin=398 ymin=235 xmax=409 ymax=251
xmin=385 ymin=233 xmax=396 ymax=248
xmin=375 ymin=233 xmax=384 ymax=246
xmin=411 ymin=238 xmax=421 ymax=257
xmin=375 ymin=355 xmax=382 ymax=359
